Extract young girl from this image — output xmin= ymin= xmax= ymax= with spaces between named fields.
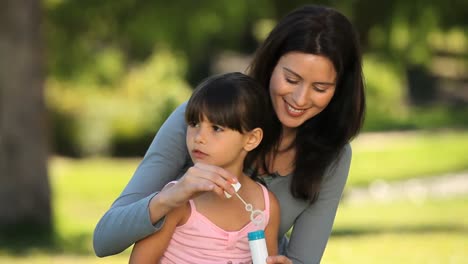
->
xmin=129 ymin=72 xmax=280 ymax=263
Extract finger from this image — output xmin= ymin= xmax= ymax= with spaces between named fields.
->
xmin=210 ymin=185 xmax=225 ymax=198
xmin=195 ymin=162 xmax=238 ymax=183
xmin=180 ymin=166 xmax=231 ymax=198
xmin=184 ymin=174 xmax=228 ymax=198
xmin=194 ymin=163 xmax=238 ymax=194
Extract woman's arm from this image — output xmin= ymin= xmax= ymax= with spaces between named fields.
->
xmin=265 ymin=191 xmax=280 ymax=256
xmin=287 ymin=144 xmax=352 ymax=264
xmin=93 ymin=103 xmax=190 ymax=257
xmin=129 ymin=203 xmax=188 ymax=264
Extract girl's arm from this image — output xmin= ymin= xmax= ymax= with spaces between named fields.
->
xmin=93 ymin=103 xmax=190 ymax=257
xmin=93 ymin=103 xmax=238 ymax=257
xmin=265 ymin=191 xmax=280 ymax=256
xmin=129 ymin=202 xmax=188 ymax=263
xmin=286 ymin=144 xmax=352 ymax=264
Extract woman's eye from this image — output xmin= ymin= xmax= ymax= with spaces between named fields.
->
xmin=285 ymin=78 xmax=299 ymax=84
xmin=313 ymin=85 xmax=327 ymax=93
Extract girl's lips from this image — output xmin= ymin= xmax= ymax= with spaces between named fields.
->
xmin=191 ymin=149 xmax=208 ymax=159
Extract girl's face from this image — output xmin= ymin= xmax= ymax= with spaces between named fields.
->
xmin=186 ymin=116 xmax=253 ymax=173
xmin=269 ymin=52 xmax=337 ymax=131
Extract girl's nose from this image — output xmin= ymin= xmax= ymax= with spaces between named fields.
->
xmin=194 ymin=128 xmax=206 ymax=144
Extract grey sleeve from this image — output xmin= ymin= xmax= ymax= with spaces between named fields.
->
xmin=286 ymin=144 xmax=352 ymax=264
xmin=93 ymin=102 xmax=191 ymax=257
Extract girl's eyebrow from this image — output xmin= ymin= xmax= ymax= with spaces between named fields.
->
xmin=282 ymin=66 xmax=336 ymax=86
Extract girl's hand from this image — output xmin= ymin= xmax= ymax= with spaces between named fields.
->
xmin=159 ymin=162 xmax=238 ymax=208
xmin=266 ymin=255 xmax=293 ymax=264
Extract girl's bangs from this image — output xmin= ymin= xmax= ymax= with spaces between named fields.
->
xmin=185 ymin=87 xmax=244 ymax=132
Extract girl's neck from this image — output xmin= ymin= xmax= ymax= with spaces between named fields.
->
xmin=224 ymin=164 xmax=248 ymax=185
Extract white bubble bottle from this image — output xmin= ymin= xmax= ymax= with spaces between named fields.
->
xmin=248 ymin=230 xmax=268 ymax=264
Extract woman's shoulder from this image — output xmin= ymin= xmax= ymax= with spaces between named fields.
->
xmin=168 ymin=101 xmax=188 ymax=121
xmin=150 ymin=101 xmax=188 ymax=143
xmin=341 ymin=142 xmax=352 ymax=159
xmin=332 ymin=143 xmax=352 ymax=165
xmin=323 ymin=142 xmax=352 ymax=182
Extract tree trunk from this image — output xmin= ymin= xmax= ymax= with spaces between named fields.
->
xmin=0 ymin=0 xmax=51 ymax=237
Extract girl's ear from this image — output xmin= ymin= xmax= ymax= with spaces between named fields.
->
xmin=243 ymin=128 xmax=263 ymax=152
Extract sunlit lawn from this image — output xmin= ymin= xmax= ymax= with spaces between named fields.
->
xmin=349 ymin=130 xmax=468 ymax=186
xmin=0 ymin=130 xmax=467 ymax=263
xmin=323 ymin=197 xmax=468 ymax=264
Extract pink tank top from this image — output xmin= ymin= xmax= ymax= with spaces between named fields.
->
xmin=160 ymin=183 xmax=270 ymax=264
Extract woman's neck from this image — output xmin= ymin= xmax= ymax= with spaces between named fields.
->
xmin=261 ymin=126 xmax=297 ymax=176
xmin=279 ymin=126 xmax=297 ymax=152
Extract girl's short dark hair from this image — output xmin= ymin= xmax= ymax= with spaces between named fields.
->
xmin=248 ymin=5 xmax=366 ymax=201
xmin=186 ymin=72 xmax=273 ymax=171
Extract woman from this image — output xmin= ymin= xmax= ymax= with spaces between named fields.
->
xmin=94 ymin=5 xmax=365 ymax=264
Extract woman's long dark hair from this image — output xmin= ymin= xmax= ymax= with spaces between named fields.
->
xmin=247 ymin=5 xmax=366 ymax=201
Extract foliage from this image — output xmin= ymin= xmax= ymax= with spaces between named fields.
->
xmin=362 ymin=52 xmax=468 ymax=131
xmin=46 ymin=49 xmax=191 ymax=156
xmin=362 ymin=54 xmax=408 ymax=128
xmin=44 ymin=0 xmax=272 ymax=85
xmin=41 ymin=0 xmax=468 ymax=156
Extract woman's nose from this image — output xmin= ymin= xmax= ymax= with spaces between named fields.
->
xmin=291 ymin=84 xmax=309 ymax=107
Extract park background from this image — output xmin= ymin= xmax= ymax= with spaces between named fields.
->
xmin=0 ymin=0 xmax=467 ymax=263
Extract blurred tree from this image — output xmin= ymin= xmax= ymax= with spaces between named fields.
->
xmin=44 ymin=0 xmax=271 ymax=86
xmin=0 ymin=0 xmax=52 ymax=238
xmin=349 ymin=0 xmax=468 ymax=105
xmin=46 ymin=0 xmax=467 ymax=88
xmin=42 ymin=0 xmax=467 ymax=156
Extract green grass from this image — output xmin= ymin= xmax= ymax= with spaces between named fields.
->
xmin=51 ymin=158 xmax=136 ymax=254
xmin=0 ymin=130 xmax=467 ymax=263
xmin=322 ymin=197 xmax=468 ymax=263
xmin=323 ymin=232 xmax=466 ymax=264
xmin=348 ymin=130 xmax=468 ymax=187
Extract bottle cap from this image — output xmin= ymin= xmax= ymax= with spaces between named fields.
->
xmin=248 ymin=230 xmax=265 ymax=240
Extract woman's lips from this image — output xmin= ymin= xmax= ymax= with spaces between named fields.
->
xmin=283 ymin=100 xmax=306 ymax=117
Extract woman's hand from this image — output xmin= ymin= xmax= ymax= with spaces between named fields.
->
xmin=158 ymin=162 xmax=238 ymax=208
xmin=266 ymin=255 xmax=293 ymax=264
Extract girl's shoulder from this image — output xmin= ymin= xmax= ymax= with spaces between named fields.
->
xmin=167 ymin=201 xmax=192 ymax=227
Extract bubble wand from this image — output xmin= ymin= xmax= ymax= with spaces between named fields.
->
xmin=225 ymin=183 xmax=269 ymax=263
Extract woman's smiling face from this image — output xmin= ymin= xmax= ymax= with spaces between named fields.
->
xmin=269 ymin=51 xmax=337 ymax=130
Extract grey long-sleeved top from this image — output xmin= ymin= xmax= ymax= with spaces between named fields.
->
xmin=93 ymin=102 xmax=351 ymax=264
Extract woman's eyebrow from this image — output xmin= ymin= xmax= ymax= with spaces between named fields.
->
xmin=283 ymin=67 xmax=336 ymax=85
xmin=282 ymin=67 xmax=302 ymax=79
xmin=314 ymin=81 xmax=336 ymax=86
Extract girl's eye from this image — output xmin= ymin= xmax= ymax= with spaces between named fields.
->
xmin=188 ymin=121 xmax=199 ymax=128
xmin=212 ymin=125 xmax=224 ymax=132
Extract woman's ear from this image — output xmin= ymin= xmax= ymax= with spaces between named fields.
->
xmin=243 ymin=128 xmax=263 ymax=152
